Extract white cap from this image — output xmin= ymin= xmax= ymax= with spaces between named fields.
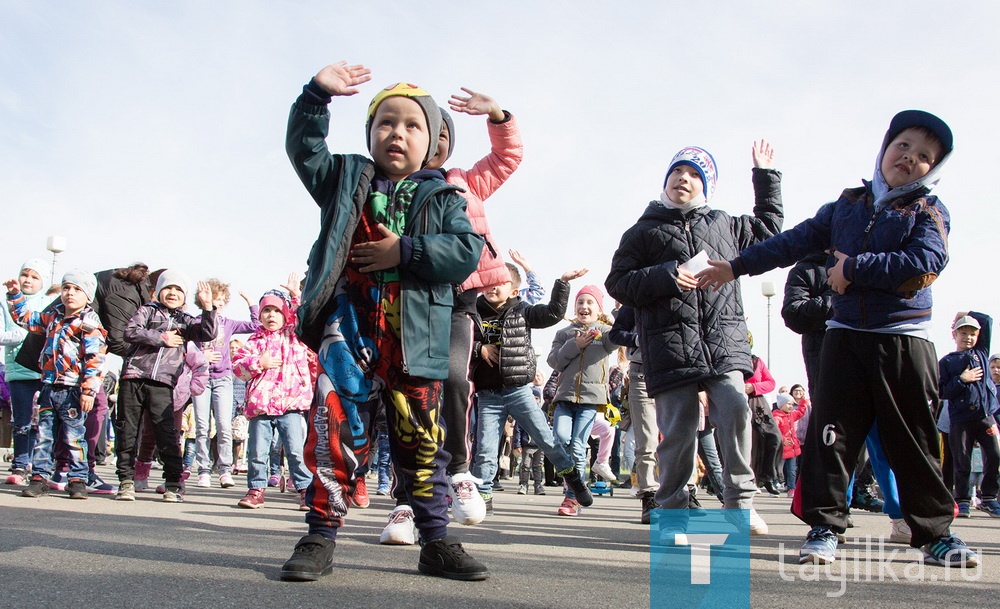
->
xmin=953 ymin=315 xmax=980 ymax=331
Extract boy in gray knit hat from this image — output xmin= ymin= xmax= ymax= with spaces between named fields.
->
xmin=5 ymin=270 xmax=106 ymax=500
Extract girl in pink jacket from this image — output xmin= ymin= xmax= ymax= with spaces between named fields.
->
xmin=233 ymin=275 xmax=317 ymax=510
xmin=381 ymin=88 xmax=524 ymax=534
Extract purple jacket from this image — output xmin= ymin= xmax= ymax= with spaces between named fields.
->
xmin=197 ymin=307 xmax=261 ymax=379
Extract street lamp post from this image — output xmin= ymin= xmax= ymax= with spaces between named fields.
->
xmin=761 ymin=281 xmax=776 ymax=366
xmin=46 ymin=236 xmax=67 ymax=285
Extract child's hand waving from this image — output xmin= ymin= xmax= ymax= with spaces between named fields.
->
xmin=4 ymin=279 xmax=18 ymax=294
xmin=196 ymin=281 xmax=213 ymax=309
xmin=560 ymin=268 xmax=589 ymax=282
xmin=314 ymin=61 xmax=372 ymax=97
xmin=281 ymin=273 xmax=301 ymax=300
xmin=752 ymin=139 xmax=776 ymax=169
xmin=449 ymin=88 xmax=505 ymax=122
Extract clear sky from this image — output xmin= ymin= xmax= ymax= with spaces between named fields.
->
xmin=3 ymin=2 xmax=998 ymax=394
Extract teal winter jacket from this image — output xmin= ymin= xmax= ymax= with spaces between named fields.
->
xmin=286 ymin=90 xmax=483 ymax=379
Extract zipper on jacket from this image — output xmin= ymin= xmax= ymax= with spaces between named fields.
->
xmin=151 ymin=311 xmax=172 ymax=381
xmin=858 ymin=205 xmax=882 ymax=328
xmin=683 ymin=217 xmax=712 ymax=368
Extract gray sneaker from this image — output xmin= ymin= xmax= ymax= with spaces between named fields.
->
xmin=116 ymin=480 xmax=136 ymax=502
xmin=162 ymin=484 xmax=184 ymax=503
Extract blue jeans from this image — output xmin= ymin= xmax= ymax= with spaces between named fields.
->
xmin=33 ymin=385 xmax=89 ymax=481
xmin=269 ymin=434 xmax=282 ymax=477
xmin=246 ymin=412 xmax=311 ymax=491
xmin=9 ymin=379 xmax=41 ymax=471
xmin=376 ymin=430 xmax=391 ymax=489
xmin=194 ymin=375 xmax=234 ymax=475
xmin=552 ymin=400 xmax=598 ymax=499
xmin=782 ymin=456 xmax=798 ymax=492
xmin=473 ymin=385 xmax=575 ymax=494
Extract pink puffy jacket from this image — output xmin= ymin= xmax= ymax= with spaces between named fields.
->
xmin=446 ymin=114 xmax=523 ymax=292
xmin=232 ymin=298 xmax=317 ymax=418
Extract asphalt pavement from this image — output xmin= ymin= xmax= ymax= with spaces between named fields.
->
xmin=1 ymin=467 xmax=999 ymax=608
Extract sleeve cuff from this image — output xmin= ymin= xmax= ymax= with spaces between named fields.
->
xmin=303 ymin=79 xmax=333 ymax=105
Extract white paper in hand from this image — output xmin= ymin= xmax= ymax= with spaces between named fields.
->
xmin=678 ymin=250 xmax=710 ymax=275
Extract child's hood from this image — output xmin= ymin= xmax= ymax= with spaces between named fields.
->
xmin=871 ymin=110 xmax=953 ymax=208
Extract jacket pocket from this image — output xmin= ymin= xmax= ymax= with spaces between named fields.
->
xmin=428 ymin=283 xmax=453 ymax=360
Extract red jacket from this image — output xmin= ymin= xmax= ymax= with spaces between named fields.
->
xmin=773 ymin=399 xmax=809 ymax=459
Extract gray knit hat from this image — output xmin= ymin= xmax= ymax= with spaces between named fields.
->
xmin=365 ymin=82 xmax=442 ymax=164
xmin=61 ymin=269 xmax=97 ymax=303
xmin=154 ymin=269 xmax=191 ymax=299
xmin=439 ymin=107 xmax=456 ymax=162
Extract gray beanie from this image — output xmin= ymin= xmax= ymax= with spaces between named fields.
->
xmin=365 ymin=82 xmax=442 ymax=164
xmin=154 ymin=269 xmax=191 ymax=299
xmin=439 ymin=107 xmax=456 ymax=162
xmin=61 ymin=269 xmax=97 ymax=303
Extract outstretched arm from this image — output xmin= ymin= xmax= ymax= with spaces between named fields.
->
xmin=449 ymin=87 xmax=505 ymax=122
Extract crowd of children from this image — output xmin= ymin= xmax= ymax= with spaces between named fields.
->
xmin=3 ymin=61 xmax=994 ymax=584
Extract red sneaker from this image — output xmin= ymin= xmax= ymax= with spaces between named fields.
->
xmin=352 ymin=477 xmax=370 ymax=509
xmin=557 ymin=497 xmax=581 ymax=516
xmin=238 ymin=487 xmax=266 ymax=509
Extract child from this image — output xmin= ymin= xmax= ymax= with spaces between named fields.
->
xmin=233 ymin=276 xmax=317 ymax=511
xmin=697 ymin=110 xmax=977 ymax=566
xmin=546 ymin=285 xmax=617 ymax=516
xmin=939 ymin=312 xmax=1000 ymax=518
xmin=605 ymin=142 xmax=781 ymax=537
xmin=3 ymin=259 xmax=49 ymax=485
xmin=281 ymin=62 xmax=486 ymax=582
xmin=394 ymin=87 xmax=522 ymax=529
xmin=134 ymin=342 xmax=208 ymax=492
xmin=772 ymin=391 xmax=807 ymax=499
xmin=191 ymin=279 xmax=261 ymax=489
xmin=115 ymin=271 xmax=217 ymax=502
xmin=5 ymin=270 xmax=106 ymax=499
xmin=469 ymin=263 xmax=593 ymax=516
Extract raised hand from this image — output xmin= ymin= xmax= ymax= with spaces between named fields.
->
xmin=281 ymin=272 xmax=302 ymax=300
xmin=351 ymin=224 xmax=401 ymax=272
xmin=508 ymin=249 xmax=532 ymax=272
xmin=239 ymin=290 xmax=252 ymax=306
xmin=314 ymin=61 xmax=372 ymax=97
xmin=196 ymin=281 xmax=213 ymax=309
xmin=752 ymin=139 xmax=776 ymax=169
xmin=4 ymin=279 xmax=18 ymax=294
xmin=560 ymin=268 xmax=589 ymax=282
xmin=449 ymin=87 xmax=504 ymax=121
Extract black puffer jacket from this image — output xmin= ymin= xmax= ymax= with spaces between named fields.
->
xmin=605 ymin=168 xmax=782 ymax=397
xmin=93 ymin=268 xmax=156 ymax=358
xmin=780 ymin=253 xmax=832 ymax=336
xmin=473 ymin=279 xmax=569 ymax=390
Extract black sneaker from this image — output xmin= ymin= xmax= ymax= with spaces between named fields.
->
xmin=640 ymin=491 xmax=658 ymax=525
xmin=66 ymin=478 xmax=89 ymax=500
xmin=688 ymin=490 xmax=706 ymax=516
xmin=418 ymin=537 xmax=490 ymax=581
xmin=280 ymin=534 xmax=335 ymax=582
xmin=559 ymin=468 xmax=594 ymax=507
xmin=850 ymin=489 xmax=884 ymax=513
xmin=21 ymin=476 xmax=49 ymax=498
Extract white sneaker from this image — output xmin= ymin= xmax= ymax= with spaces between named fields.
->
xmin=379 ymin=505 xmax=417 ymax=545
xmin=727 ymin=506 xmax=769 ymax=536
xmin=196 ymin=473 xmax=211 ymax=488
xmin=749 ymin=507 xmax=768 ymax=536
xmin=592 ymin=461 xmax=617 ymax=482
xmin=219 ymin=473 xmax=235 ymax=488
xmin=889 ymin=518 xmax=912 ymax=544
xmin=449 ymin=472 xmax=487 ymax=525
